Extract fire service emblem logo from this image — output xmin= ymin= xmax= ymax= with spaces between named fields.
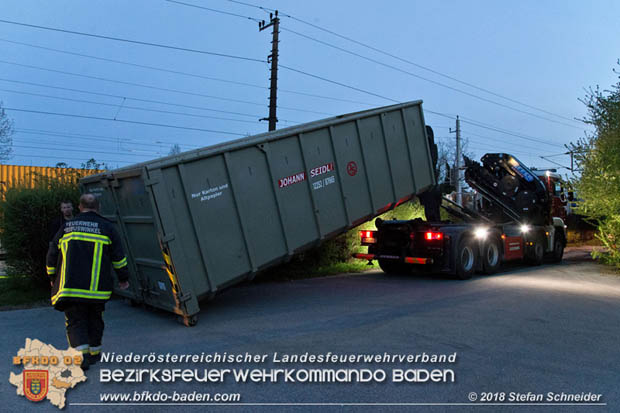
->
xmin=23 ymin=370 xmax=49 ymax=402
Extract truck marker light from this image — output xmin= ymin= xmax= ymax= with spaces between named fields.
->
xmin=360 ymin=230 xmax=376 ymax=239
xmin=404 ymin=257 xmax=431 ymax=264
xmin=360 ymin=230 xmax=377 ymax=244
xmin=425 ymin=231 xmax=443 ymax=241
xmin=474 ymin=227 xmax=488 ymax=239
xmin=353 ymin=253 xmax=376 ymax=260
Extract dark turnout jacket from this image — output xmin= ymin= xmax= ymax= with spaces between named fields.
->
xmin=46 ymin=211 xmax=130 ymax=311
xmin=48 ymin=216 xmax=70 ymax=243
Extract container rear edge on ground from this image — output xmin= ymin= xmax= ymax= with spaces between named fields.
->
xmin=80 ymin=101 xmax=435 ymax=323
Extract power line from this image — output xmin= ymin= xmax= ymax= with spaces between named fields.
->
xmin=227 ymin=0 xmax=582 ymax=125
xmin=11 ymin=144 xmax=159 ymax=158
xmin=538 ymin=156 xmax=571 ymax=170
xmin=0 ymin=18 xmax=265 ymax=63
xmin=0 ymin=88 xmax=273 ymax=125
xmin=286 ymin=19 xmax=583 ymax=125
xmin=165 ymin=0 xmax=261 ymax=22
xmin=424 ymin=109 xmax=457 ymax=120
xmin=532 ymin=165 xmax=575 ymax=171
xmin=2 ymin=61 xmax=569 ymax=152
xmin=14 ymin=129 xmax=201 ymax=150
xmin=11 ymin=108 xmax=553 ymax=165
xmin=266 ymin=59 xmax=571 ymax=150
xmin=467 ymin=145 xmax=537 ymax=158
xmin=0 ymin=38 xmax=378 ymax=106
xmin=233 ymin=59 xmax=572 ymax=150
xmin=424 ymin=110 xmax=566 ymax=150
xmin=225 ymin=0 xmax=272 ymax=13
xmin=464 ymin=137 xmax=552 ymax=154
xmin=10 ymin=153 xmax=133 ymax=165
xmin=0 ymin=38 xmax=268 ymax=90
xmin=541 ymin=151 xmax=572 ymax=158
xmin=464 ymin=131 xmax=563 ymax=152
xmin=280 ymin=64 xmax=398 ymax=103
xmin=16 ymin=128 xmax=200 ymax=147
xmin=0 ymin=38 xmax=266 ymax=90
xmin=0 ymin=77 xmax=293 ymax=121
xmin=171 ymin=1 xmax=569 ymax=123
xmin=0 ymin=59 xmax=266 ymax=107
xmin=15 ymin=136 xmax=160 ymax=153
xmin=54 ymin=0 xmax=579 ymax=141
xmin=0 ymin=60 xmax=332 ymax=116
xmin=281 ymin=27 xmax=583 ymax=130
xmin=5 ymin=107 xmax=249 ymax=135
xmin=461 ymin=120 xmax=565 ymax=148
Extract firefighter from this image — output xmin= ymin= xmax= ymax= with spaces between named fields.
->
xmin=48 ymin=200 xmax=74 ymax=243
xmin=46 ymin=193 xmax=130 ymax=370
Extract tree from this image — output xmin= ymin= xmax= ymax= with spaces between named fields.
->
xmin=0 ymin=101 xmax=14 ymax=161
xmin=568 ymin=62 xmax=620 ymax=269
xmin=81 ymin=158 xmax=109 ymax=171
xmin=168 ymin=143 xmax=182 ymax=156
xmin=0 ymin=173 xmax=80 ymax=286
xmin=436 ymin=136 xmax=474 ymax=193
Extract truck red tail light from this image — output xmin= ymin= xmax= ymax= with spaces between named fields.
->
xmin=425 ymin=231 xmax=443 ymax=241
xmin=360 ymin=230 xmax=377 ymax=245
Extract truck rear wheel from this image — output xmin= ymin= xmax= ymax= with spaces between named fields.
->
xmin=551 ymin=235 xmax=564 ymax=263
xmin=455 ymin=238 xmax=477 ymax=280
xmin=482 ymin=237 xmax=502 ymax=274
xmin=525 ymin=235 xmax=544 ymax=266
xmin=378 ymin=259 xmax=410 ymax=275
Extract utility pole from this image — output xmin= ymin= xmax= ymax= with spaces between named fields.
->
xmin=450 ymin=115 xmax=462 ymax=206
xmin=259 ymin=11 xmax=279 ymax=131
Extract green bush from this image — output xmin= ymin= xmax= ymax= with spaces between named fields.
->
xmin=570 ymin=65 xmax=620 ymax=270
xmin=592 ymin=215 xmax=620 ymax=267
xmin=0 ymin=175 xmax=80 ymax=288
xmin=263 ymin=200 xmax=425 ymax=279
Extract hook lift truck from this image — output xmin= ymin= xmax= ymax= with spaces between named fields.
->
xmin=354 ymin=132 xmax=567 ymax=279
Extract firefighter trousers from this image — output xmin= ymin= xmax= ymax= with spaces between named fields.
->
xmin=64 ymin=302 xmax=105 ymax=356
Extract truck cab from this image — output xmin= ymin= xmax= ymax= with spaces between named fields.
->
xmin=531 ymin=168 xmax=571 ymax=220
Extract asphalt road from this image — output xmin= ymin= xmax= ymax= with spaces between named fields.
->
xmin=2 ymin=248 xmax=619 ymax=412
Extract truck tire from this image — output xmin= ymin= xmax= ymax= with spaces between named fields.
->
xmin=482 ymin=237 xmax=502 ymax=275
xmin=525 ymin=235 xmax=544 ymax=266
xmin=551 ymin=235 xmax=564 ymax=263
xmin=455 ymin=238 xmax=477 ymax=280
xmin=378 ymin=259 xmax=410 ymax=275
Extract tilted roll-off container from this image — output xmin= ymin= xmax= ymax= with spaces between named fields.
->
xmin=80 ymin=101 xmax=436 ymax=325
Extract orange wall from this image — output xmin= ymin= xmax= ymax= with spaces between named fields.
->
xmin=0 ymin=164 xmax=103 ymax=194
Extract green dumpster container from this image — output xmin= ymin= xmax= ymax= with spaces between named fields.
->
xmin=80 ymin=101 xmax=435 ymax=325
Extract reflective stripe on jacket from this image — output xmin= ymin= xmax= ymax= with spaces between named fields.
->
xmin=46 ymin=211 xmax=130 ymax=310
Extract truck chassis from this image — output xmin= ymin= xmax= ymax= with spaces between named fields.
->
xmin=354 ymin=216 xmax=566 ymax=279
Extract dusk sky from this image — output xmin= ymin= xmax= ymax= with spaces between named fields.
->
xmin=1 ymin=0 xmax=619 ymax=175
